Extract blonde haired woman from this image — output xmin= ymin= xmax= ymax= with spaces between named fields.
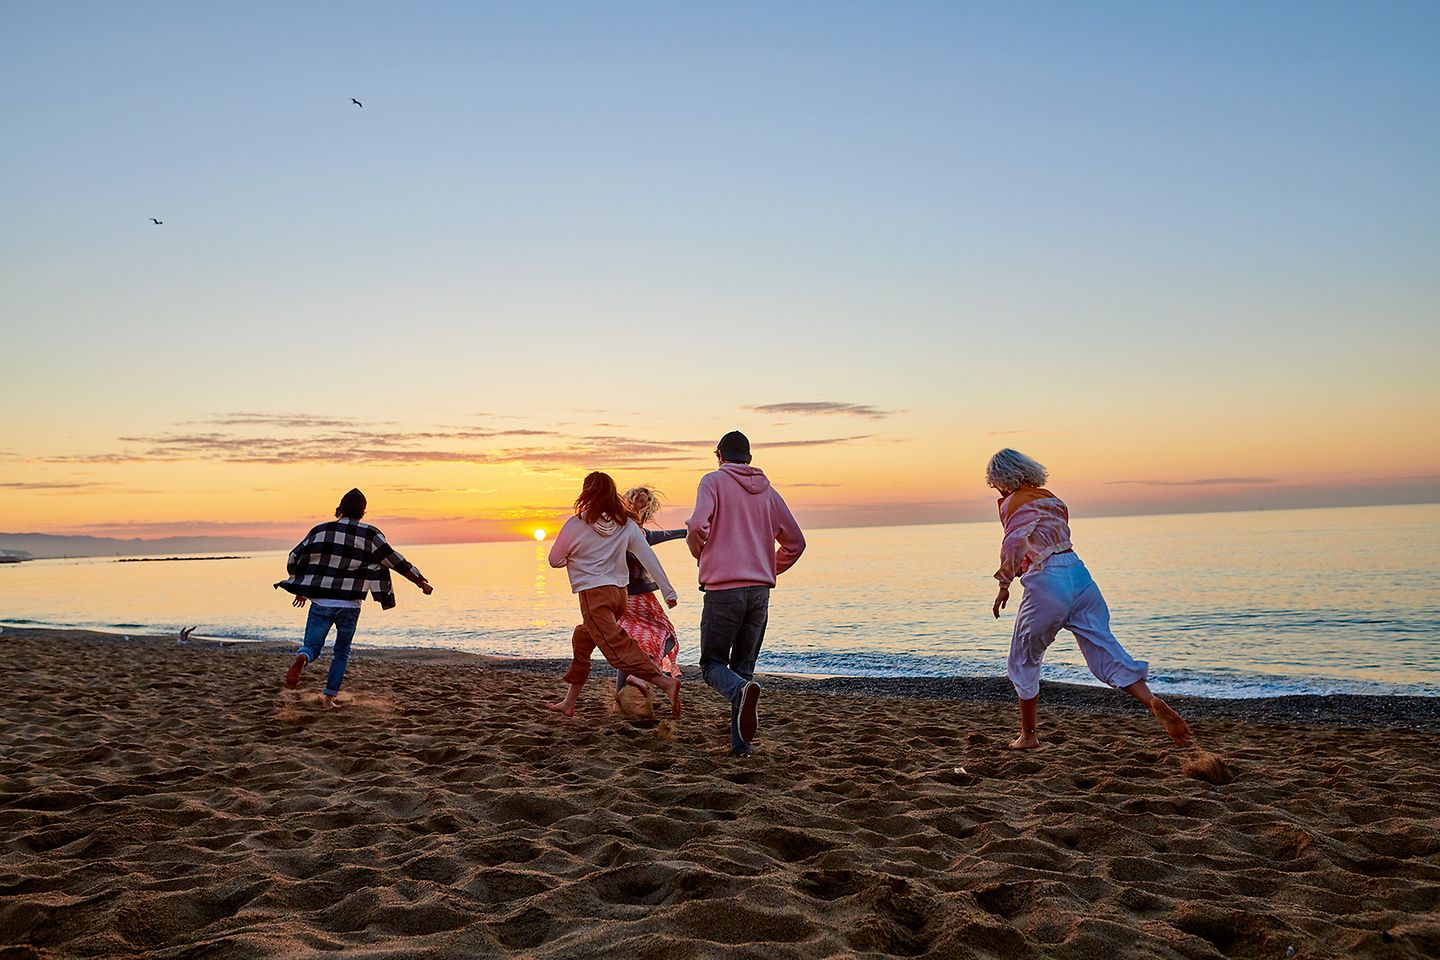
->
xmin=987 ymin=449 xmax=1191 ymax=750
xmin=613 ymin=485 xmax=687 ymax=697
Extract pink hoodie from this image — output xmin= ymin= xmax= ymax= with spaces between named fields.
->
xmin=685 ymin=464 xmax=806 ymax=590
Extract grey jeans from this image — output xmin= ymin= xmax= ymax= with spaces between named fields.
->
xmin=699 ymin=585 xmax=770 ymax=751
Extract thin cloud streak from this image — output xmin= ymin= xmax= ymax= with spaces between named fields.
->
xmin=1105 ymin=477 xmax=1278 ymax=487
xmin=381 ymin=486 xmax=501 ymax=495
xmin=0 ymin=481 xmax=105 ymax=490
xmin=190 ymin=413 xmax=388 ymax=429
xmin=984 ymin=430 xmax=1066 ymax=437
xmin=759 ymin=435 xmax=875 ymax=448
xmin=747 ymin=402 xmax=893 ymax=419
xmin=38 ymin=428 xmax=876 ymax=468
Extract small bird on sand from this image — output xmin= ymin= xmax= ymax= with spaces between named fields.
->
xmin=150 ymin=218 xmax=163 ymax=225
xmin=350 ymin=98 xmax=363 ymax=108
xmin=177 ymin=626 xmax=196 ymax=645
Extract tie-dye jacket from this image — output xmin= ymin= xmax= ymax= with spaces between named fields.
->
xmin=994 ymin=487 xmax=1073 ymax=589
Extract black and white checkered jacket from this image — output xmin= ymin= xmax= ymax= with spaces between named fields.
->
xmin=273 ymin=519 xmax=424 ymax=610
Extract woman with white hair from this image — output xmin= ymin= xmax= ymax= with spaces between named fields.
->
xmin=987 ymin=449 xmax=1191 ymax=750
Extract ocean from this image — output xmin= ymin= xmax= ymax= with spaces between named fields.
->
xmin=3 ymin=503 xmax=1437 ymax=698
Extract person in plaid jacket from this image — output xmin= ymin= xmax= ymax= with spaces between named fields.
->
xmin=274 ymin=488 xmax=433 ymax=707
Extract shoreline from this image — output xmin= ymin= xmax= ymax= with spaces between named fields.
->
xmin=7 ymin=618 xmax=1434 ymax=703
xmin=8 ymin=625 xmax=1439 ymax=732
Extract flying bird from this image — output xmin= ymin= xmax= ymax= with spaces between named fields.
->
xmin=178 ymin=626 xmax=197 ymax=645
xmin=351 ymin=98 xmax=363 ymax=108
xmin=150 ymin=218 xmax=163 ymax=225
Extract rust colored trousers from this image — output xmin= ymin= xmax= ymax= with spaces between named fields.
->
xmin=562 ymin=585 xmax=669 ymax=686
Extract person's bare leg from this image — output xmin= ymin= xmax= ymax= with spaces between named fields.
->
xmin=624 ymin=674 xmax=649 ymax=692
xmin=1009 ymin=695 xmax=1040 ymax=750
xmin=1120 ymin=679 xmax=1192 ymax=745
xmin=546 ymin=682 xmax=583 ymax=717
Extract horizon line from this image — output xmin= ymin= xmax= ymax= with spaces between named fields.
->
xmin=7 ymin=496 xmax=1437 ymax=547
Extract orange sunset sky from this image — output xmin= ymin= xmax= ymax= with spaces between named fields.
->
xmin=2 ymin=4 xmax=1438 ymax=545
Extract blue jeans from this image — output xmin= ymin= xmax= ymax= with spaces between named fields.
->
xmin=699 ymin=586 xmax=770 ymax=752
xmin=297 ymin=605 xmax=360 ymax=697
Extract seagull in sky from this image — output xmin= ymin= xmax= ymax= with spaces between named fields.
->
xmin=150 ymin=218 xmax=163 ymax=225
xmin=351 ymin=98 xmax=363 ymax=108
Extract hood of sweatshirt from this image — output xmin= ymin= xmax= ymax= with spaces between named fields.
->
xmin=720 ymin=463 xmax=772 ymax=495
xmin=590 ymin=515 xmax=622 ymax=536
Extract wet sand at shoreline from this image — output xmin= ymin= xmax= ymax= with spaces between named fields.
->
xmin=2 ymin=627 xmax=1437 ymax=958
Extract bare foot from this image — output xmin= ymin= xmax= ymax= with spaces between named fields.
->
xmin=1150 ymin=698 xmax=1192 ymax=746
xmin=321 ymin=695 xmax=342 ymax=710
xmin=545 ymin=700 xmax=576 ymax=718
xmin=624 ymin=675 xmax=649 ymax=692
xmin=283 ymin=653 xmax=306 ymax=690
xmin=1008 ymin=731 xmax=1041 ymax=750
xmin=660 ymin=676 xmax=682 ymax=719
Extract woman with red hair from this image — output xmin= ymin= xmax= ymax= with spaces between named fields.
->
xmin=546 ymin=472 xmax=683 ymax=719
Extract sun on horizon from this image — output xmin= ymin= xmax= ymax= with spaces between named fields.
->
xmin=533 ymin=528 xmax=547 ymax=542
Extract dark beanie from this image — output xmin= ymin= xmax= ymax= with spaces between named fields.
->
xmin=337 ymin=488 xmax=367 ymax=518
xmin=717 ymin=431 xmax=751 ymax=463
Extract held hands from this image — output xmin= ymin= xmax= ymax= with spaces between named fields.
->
xmin=992 ymin=586 xmax=1009 ymax=619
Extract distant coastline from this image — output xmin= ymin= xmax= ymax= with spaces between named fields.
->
xmin=0 ymin=532 xmax=287 ymax=560
xmin=115 ymin=556 xmax=249 ymax=563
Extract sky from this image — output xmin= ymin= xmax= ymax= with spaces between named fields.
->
xmin=2 ymin=1 xmax=1438 ymax=544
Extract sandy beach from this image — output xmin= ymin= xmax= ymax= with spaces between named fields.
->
xmin=2 ymin=627 xmax=1437 ymax=959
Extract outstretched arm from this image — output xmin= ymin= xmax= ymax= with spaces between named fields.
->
xmin=630 ymin=526 xmax=678 ymax=605
xmin=645 ymin=528 xmax=688 ymax=546
xmin=371 ymin=532 xmax=432 ymax=594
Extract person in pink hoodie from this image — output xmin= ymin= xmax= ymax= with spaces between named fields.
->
xmin=685 ymin=431 xmax=806 ymax=756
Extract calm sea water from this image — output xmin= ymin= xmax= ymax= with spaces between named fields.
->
xmin=3 ymin=504 xmax=1437 ymax=698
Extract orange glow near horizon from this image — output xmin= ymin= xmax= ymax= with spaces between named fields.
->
xmin=1 ymin=410 xmax=1438 ymax=544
